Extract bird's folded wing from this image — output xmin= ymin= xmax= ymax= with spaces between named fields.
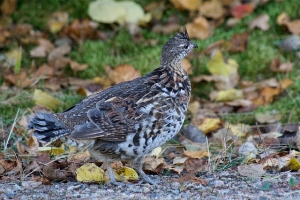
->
xmin=70 ymin=91 xmax=148 ymax=142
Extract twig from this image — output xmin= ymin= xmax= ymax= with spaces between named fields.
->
xmin=4 ymin=108 xmax=20 ymax=152
xmin=206 ymin=136 xmax=211 ymax=173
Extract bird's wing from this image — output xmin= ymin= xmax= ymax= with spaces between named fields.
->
xmin=70 ymin=74 xmax=159 ymax=142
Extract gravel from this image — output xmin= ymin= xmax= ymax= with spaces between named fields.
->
xmin=1 ymin=171 xmax=300 ymax=199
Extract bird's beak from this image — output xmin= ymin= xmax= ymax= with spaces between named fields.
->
xmin=192 ymin=42 xmax=198 ymax=48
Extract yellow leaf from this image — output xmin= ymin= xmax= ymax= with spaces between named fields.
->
xmin=198 ymin=117 xmax=222 ymax=134
xmin=289 ymin=158 xmax=300 ymax=171
xmin=114 ymin=166 xmax=138 ymax=181
xmin=33 ymin=89 xmax=61 ymax=110
xmin=215 ymin=89 xmax=243 ymax=102
xmin=38 ymin=146 xmax=65 ymax=156
xmin=76 ymin=163 xmax=105 ymax=183
xmin=227 ymin=123 xmax=251 ymax=137
xmin=183 ymin=150 xmax=210 ymax=159
xmin=151 ymin=147 xmax=162 ymax=157
xmin=207 ymin=51 xmax=238 ymax=77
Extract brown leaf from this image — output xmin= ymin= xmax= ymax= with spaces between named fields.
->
xmin=143 ymin=156 xmax=165 ymax=172
xmin=252 ymin=87 xmax=281 ymax=106
xmin=106 ymin=64 xmax=141 ymax=84
xmin=0 ymin=156 xmax=22 ymax=175
xmin=27 ymin=134 xmax=39 ymax=154
xmin=184 ymin=158 xmax=207 ymax=172
xmin=42 ymin=165 xmax=67 ymax=181
xmin=199 ymin=0 xmax=225 ymax=19
xmin=67 ymin=151 xmax=91 ymax=163
xmin=173 ymin=172 xmax=208 ymax=185
xmin=4 ymin=70 xmax=33 ymax=88
xmin=270 ymin=57 xmax=293 ymax=73
xmin=182 ymin=58 xmax=192 ymax=75
xmin=231 ymin=4 xmax=254 ymax=18
xmin=48 ymin=44 xmax=71 ymax=62
xmin=286 ymin=20 xmax=300 ymax=35
xmin=30 ymin=39 xmax=55 ymax=58
xmin=186 ymin=16 xmax=211 ymax=40
xmin=17 ymin=141 xmax=28 ymax=154
xmin=183 ymin=150 xmax=210 ymax=159
xmin=34 ymin=64 xmax=55 ymax=77
xmin=170 ymin=0 xmax=201 ymax=11
xmin=61 ymin=19 xmax=99 ymax=41
xmin=229 ymin=32 xmax=250 ymax=53
xmin=69 ymin=60 xmax=89 ymax=72
xmin=152 ymin=23 xmax=180 ymax=35
xmin=1 ymin=0 xmax=17 ymax=15
xmin=249 ymin=14 xmax=270 ymax=31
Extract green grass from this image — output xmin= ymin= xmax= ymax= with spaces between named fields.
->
xmin=1 ymin=0 xmax=300 ymax=125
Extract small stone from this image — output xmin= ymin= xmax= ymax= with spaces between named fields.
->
xmin=238 ymin=142 xmax=258 ymax=156
xmin=21 ymin=181 xmax=42 ymax=189
xmin=214 ymin=180 xmax=224 ymax=187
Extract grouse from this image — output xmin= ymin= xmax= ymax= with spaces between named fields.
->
xmin=28 ymin=28 xmax=198 ymax=185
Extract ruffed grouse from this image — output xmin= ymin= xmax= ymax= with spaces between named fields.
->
xmin=28 ymin=29 xmax=198 ymax=185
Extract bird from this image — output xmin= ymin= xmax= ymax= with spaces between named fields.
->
xmin=28 ymin=28 xmax=198 ymax=185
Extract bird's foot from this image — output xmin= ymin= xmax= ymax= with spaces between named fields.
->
xmin=139 ymin=174 xmax=159 ymax=185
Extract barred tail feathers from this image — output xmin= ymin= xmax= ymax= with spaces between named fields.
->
xmin=27 ymin=113 xmax=69 ymax=143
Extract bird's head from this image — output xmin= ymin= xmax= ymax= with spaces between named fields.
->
xmin=160 ymin=28 xmax=198 ymax=66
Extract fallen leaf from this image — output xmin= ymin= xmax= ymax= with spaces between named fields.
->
xmin=186 ymin=16 xmax=210 ymax=40
xmin=289 ymin=158 xmax=300 ymax=171
xmin=229 ymin=32 xmax=250 ymax=53
xmin=48 ymin=44 xmax=71 ymax=62
xmin=151 ymin=147 xmax=162 ymax=158
xmin=43 ymin=165 xmax=67 ymax=181
xmin=48 ymin=11 xmax=69 ymax=33
xmin=286 ymin=20 xmax=300 ymax=35
xmin=38 ymin=146 xmax=65 ymax=156
xmin=252 ymin=87 xmax=281 ymax=106
xmin=249 ymin=14 xmax=270 ymax=31
xmin=143 ymin=156 xmax=165 ymax=172
xmin=238 ymin=164 xmax=266 ymax=177
xmin=210 ymin=89 xmax=243 ymax=102
xmin=76 ymin=163 xmax=105 ymax=183
xmin=0 ymin=156 xmax=22 ymax=175
xmin=173 ymin=156 xmax=189 ymax=165
xmin=198 ymin=117 xmax=222 ymax=134
xmin=227 ymin=123 xmax=251 ymax=137
xmin=255 ymin=112 xmax=281 ymax=124
xmin=207 ymin=51 xmax=239 ymax=77
xmin=118 ymin=1 xmax=147 ymax=24
xmin=170 ymin=0 xmax=202 ymax=11
xmin=279 ymin=78 xmax=293 ymax=91
xmin=33 ymin=89 xmax=61 ymax=110
xmin=183 ymin=150 xmax=210 ymax=159
xmin=88 ymin=0 xmax=147 ymax=25
xmin=199 ymin=0 xmax=225 ymax=19
xmin=231 ymin=4 xmax=254 ymax=18
xmin=1 ymin=0 xmax=17 ymax=15
xmin=106 ymin=64 xmax=141 ymax=84
xmin=276 ymin=12 xmax=290 ymax=25
xmin=67 ymin=151 xmax=91 ymax=163
xmin=114 ymin=166 xmax=139 ymax=181
xmin=27 ymin=134 xmax=39 ymax=154
xmin=270 ymin=57 xmax=293 ymax=73
xmin=152 ymin=23 xmax=180 ymax=34
xmin=4 ymin=47 xmax=22 ymax=73
xmin=184 ymin=158 xmax=207 ymax=172
xmin=69 ymin=60 xmax=89 ymax=72
xmin=174 ymin=172 xmax=208 ymax=185
xmin=30 ymin=39 xmax=55 ymax=58
xmin=182 ymin=58 xmax=192 ymax=75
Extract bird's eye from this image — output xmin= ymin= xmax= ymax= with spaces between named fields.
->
xmin=184 ymin=44 xmax=189 ymax=49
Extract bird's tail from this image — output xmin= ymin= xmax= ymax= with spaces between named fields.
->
xmin=27 ymin=113 xmax=69 ymax=143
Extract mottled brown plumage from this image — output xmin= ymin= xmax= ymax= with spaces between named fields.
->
xmin=28 ymin=29 xmax=198 ymax=185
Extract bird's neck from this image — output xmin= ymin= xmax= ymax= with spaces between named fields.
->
xmin=159 ymin=60 xmax=186 ymax=76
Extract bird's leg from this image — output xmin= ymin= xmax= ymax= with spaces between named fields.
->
xmin=131 ymin=156 xmax=158 ymax=185
xmin=88 ymin=149 xmax=124 ymax=186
